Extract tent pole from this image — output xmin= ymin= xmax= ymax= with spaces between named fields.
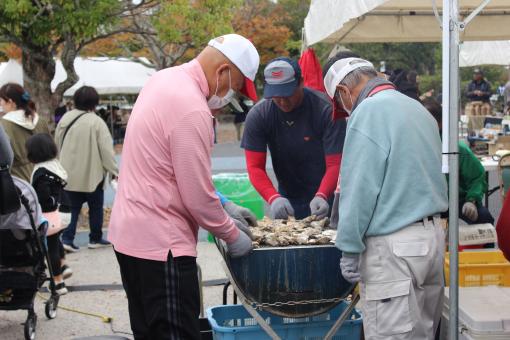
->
xmin=443 ymin=0 xmax=460 ymax=339
xmin=110 ymin=96 xmax=114 ymax=144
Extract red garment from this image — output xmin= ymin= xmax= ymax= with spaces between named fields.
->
xmin=497 ymin=194 xmax=510 ymax=261
xmin=316 ymin=154 xmax=341 ymax=199
xmin=299 ymin=48 xmax=325 ymax=93
xmin=245 ymin=150 xmax=280 ymax=203
xmin=240 ymin=79 xmax=258 ymax=102
xmin=245 ymin=150 xmax=341 ymax=203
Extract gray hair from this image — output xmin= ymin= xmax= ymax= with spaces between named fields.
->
xmin=340 ymin=66 xmax=378 ymax=89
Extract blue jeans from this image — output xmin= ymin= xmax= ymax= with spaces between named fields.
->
xmin=62 ymin=181 xmax=104 ymax=244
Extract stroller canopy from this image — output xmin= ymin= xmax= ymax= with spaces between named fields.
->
xmin=0 ymin=176 xmax=43 ymax=231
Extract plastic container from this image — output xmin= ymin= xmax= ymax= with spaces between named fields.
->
xmin=213 ymin=173 xmax=265 ymax=219
xmin=441 ymin=286 xmax=510 ymax=339
xmin=444 ymin=250 xmax=510 ymax=287
xmin=207 ymin=301 xmax=362 ymax=340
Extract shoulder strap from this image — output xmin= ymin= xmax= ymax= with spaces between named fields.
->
xmin=60 ymin=112 xmax=87 ymax=149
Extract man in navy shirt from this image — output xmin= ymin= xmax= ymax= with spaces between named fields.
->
xmin=242 ymin=57 xmax=346 ymax=219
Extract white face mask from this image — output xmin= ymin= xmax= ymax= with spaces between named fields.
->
xmin=337 ymin=87 xmax=354 ymax=115
xmin=208 ymin=69 xmax=235 ymax=109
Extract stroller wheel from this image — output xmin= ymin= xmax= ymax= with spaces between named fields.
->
xmin=24 ymin=312 xmax=37 ymax=340
xmin=45 ymin=296 xmax=59 ymax=319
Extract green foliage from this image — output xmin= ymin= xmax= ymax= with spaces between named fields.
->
xmin=460 ymin=66 xmax=507 ymax=88
xmin=418 ymin=74 xmax=442 ymax=96
xmin=277 ymin=0 xmax=310 ymax=57
xmin=0 ymin=0 xmax=120 ymax=47
xmin=153 ymin=0 xmax=239 ymax=49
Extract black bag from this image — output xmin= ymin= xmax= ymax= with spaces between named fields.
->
xmin=0 ymin=164 xmax=20 ymax=214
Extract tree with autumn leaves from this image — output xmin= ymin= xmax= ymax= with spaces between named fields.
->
xmin=0 ymin=0 xmax=138 ymax=116
xmin=0 ymin=0 xmax=307 ymax=116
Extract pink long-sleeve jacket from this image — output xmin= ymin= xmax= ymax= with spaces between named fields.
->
xmin=108 ymin=59 xmax=239 ymax=261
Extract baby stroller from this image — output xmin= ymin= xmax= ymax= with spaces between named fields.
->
xmin=0 ymin=175 xmax=60 ymax=340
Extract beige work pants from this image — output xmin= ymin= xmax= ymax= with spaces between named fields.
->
xmin=360 ymin=217 xmax=445 ymax=340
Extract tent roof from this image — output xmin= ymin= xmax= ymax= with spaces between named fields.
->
xmin=304 ymin=0 xmax=510 ymax=45
xmin=460 ymin=40 xmax=510 ymax=67
xmin=0 ymin=57 xmax=155 ymax=95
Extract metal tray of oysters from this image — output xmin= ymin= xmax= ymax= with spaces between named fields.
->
xmin=216 ymin=215 xmax=355 ymax=318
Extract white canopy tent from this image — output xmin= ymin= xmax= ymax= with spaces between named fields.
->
xmin=0 ymin=59 xmax=24 ymax=86
xmin=0 ymin=57 xmax=155 ymax=95
xmin=304 ymin=1 xmax=510 ymax=339
xmin=460 ymin=40 xmax=510 ymax=66
xmin=304 ymin=0 xmax=510 ymax=45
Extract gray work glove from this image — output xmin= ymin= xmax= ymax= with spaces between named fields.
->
xmin=233 ymin=218 xmax=254 ymax=240
xmin=269 ymin=197 xmax=295 ymax=219
xmin=462 ymin=202 xmax=478 ymax=222
xmin=309 ymin=196 xmax=329 ymax=219
xmin=340 ymin=253 xmax=361 ymax=283
xmin=226 ymin=229 xmax=253 ymax=258
xmin=223 ymin=201 xmax=258 ymax=227
xmin=330 ymin=192 xmax=340 ymax=230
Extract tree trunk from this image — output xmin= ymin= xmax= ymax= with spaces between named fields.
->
xmin=21 ymin=49 xmax=60 ymax=120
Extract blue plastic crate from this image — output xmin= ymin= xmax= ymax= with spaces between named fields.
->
xmin=207 ymin=301 xmax=362 ymax=340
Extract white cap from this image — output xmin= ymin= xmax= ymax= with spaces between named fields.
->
xmin=208 ymin=34 xmax=260 ymax=81
xmin=323 ymin=57 xmax=374 ymax=98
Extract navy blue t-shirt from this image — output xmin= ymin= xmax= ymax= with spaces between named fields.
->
xmin=241 ymin=87 xmax=346 ymax=200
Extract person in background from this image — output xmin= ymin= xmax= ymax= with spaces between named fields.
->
xmin=108 ymin=34 xmax=258 ymax=339
xmin=389 ymin=69 xmax=420 ymax=101
xmin=422 ymin=98 xmax=494 ymax=227
xmin=497 ymin=193 xmax=510 ymax=261
xmin=324 ymin=57 xmax=447 ymax=339
xmin=26 ymin=133 xmax=72 ymax=295
xmin=55 ymin=100 xmax=73 ymax=124
xmin=466 ymin=68 xmax=492 ymax=115
xmin=503 ymin=72 xmax=510 ymax=115
xmin=55 ymin=86 xmax=118 ymax=252
xmin=0 ymin=83 xmax=50 ymax=182
xmin=242 ymin=57 xmax=346 ymax=220
xmin=121 ymin=109 xmax=131 ymax=126
xmin=97 ymin=108 xmax=108 ymax=122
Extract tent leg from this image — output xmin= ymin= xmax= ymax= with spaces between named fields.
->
xmin=443 ymin=1 xmax=460 ymax=339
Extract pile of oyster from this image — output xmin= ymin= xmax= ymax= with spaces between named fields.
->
xmin=251 ymin=215 xmax=336 ymax=248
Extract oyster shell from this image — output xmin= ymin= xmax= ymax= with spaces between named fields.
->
xmin=251 ymin=215 xmax=336 ymax=248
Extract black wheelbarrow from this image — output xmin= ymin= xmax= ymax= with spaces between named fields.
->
xmin=215 ymin=240 xmax=360 ymax=340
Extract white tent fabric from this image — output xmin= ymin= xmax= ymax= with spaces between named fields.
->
xmin=0 ymin=57 xmax=155 ymax=95
xmin=304 ymin=0 xmax=510 ymax=45
xmin=460 ymin=40 xmax=510 ymax=67
xmin=0 ymin=59 xmax=23 ymax=86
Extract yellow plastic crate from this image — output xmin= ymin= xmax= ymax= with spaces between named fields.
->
xmin=445 ymin=250 xmax=510 ymax=287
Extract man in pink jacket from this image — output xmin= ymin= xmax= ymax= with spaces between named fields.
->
xmin=108 ymin=34 xmax=259 ymax=339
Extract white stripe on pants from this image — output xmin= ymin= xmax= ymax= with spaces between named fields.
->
xmin=359 ymin=217 xmax=445 ymax=340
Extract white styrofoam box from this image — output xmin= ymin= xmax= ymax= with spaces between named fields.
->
xmin=442 ymin=287 xmax=510 ymax=339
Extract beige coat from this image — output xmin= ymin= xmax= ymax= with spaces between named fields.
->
xmin=1 ymin=110 xmax=50 ymax=182
xmin=55 ymin=109 xmax=118 ymax=193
